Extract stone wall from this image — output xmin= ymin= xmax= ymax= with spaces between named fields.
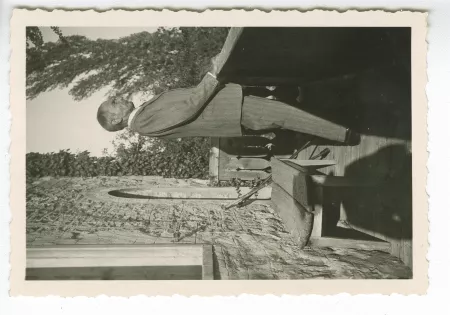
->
xmin=26 ymin=176 xmax=411 ymax=279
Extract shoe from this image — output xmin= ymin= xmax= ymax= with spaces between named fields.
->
xmin=344 ymin=128 xmax=361 ymax=146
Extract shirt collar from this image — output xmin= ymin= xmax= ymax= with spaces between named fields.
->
xmin=127 ymin=105 xmax=141 ymax=127
xmin=128 ymin=94 xmax=156 ymax=127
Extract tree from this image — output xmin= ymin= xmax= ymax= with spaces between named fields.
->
xmin=26 ymin=27 xmax=229 ymax=100
xmin=26 ymin=27 xmax=67 ymax=77
xmin=26 ymin=27 xmax=229 ymax=179
xmin=26 ymin=27 xmax=45 ymax=48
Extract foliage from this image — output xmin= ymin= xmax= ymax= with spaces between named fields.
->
xmin=26 ymin=27 xmax=229 ymax=180
xmin=26 ymin=27 xmax=67 ymax=77
xmin=26 ymin=147 xmax=269 ymax=189
xmin=26 ymin=27 xmax=45 ymax=48
xmin=26 ymin=27 xmax=229 ymax=100
xmin=26 ymin=137 xmax=211 ymax=179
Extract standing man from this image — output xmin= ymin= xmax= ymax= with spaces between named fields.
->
xmin=97 ymin=57 xmax=359 ymax=145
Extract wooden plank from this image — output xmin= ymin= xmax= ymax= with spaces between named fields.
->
xmin=215 ymin=27 xmax=244 ymax=77
xmin=27 ymin=243 xmax=203 ymax=255
xmin=307 ymin=145 xmax=336 ymax=176
xmin=236 ymin=154 xmax=270 ymax=159
xmin=220 ymin=136 xmax=271 ymax=150
xmin=390 ymin=239 xmax=402 ymax=260
xmin=308 ymin=237 xmax=391 ymax=253
xmin=310 ymin=203 xmax=323 ymax=238
xmin=310 ymin=175 xmax=382 ymax=187
xmin=209 ymin=137 xmax=220 ymax=183
xmin=345 ymin=222 xmax=387 ymax=242
xmin=27 ymin=257 xmax=202 ymax=268
xmin=223 ymin=170 xmax=270 ymax=181
xmin=218 ymin=137 xmax=271 ymax=180
xmin=281 ymin=159 xmax=337 ymax=169
xmin=217 ymin=133 xmax=298 ymax=180
xmin=225 ymin=76 xmax=305 ymax=86
xmin=202 ymin=245 xmax=214 ymax=280
xmin=219 ymin=134 xmax=296 ymax=156
xmin=271 ymin=158 xmax=312 ymax=209
xmin=372 ymin=206 xmax=389 ymax=242
xmin=26 ymin=244 xmax=204 ymax=268
xmin=26 ymin=265 xmax=203 ymax=281
xmin=271 ymin=183 xmax=314 ymax=248
xmin=26 ymin=244 xmax=215 ymax=280
xmin=226 ymin=157 xmax=270 ymax=171
xmin=27 ymin=244 xmax=203 ymax=255
xmin=401 ymin=240 xmax=413 ymax=268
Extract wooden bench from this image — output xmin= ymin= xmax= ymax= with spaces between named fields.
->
xmin=270 ymin=158 xmax=391 ymax=251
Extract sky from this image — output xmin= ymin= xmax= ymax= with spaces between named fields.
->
xmin=26 ymin=27 xmax=158 ymax=156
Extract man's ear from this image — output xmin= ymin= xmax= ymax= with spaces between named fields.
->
xmin=111 ymin=118 xmax=122 ymax=125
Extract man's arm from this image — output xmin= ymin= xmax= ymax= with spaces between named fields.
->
xmin=131 ymin=56 xmax=224 ymax=136
xmin=184 ymin=55 xmax=223 ymax=112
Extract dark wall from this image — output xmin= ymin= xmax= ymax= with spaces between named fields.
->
xmin=215 ymin=27 xmax=413 ymax=266
xmin=294 ymin=65 xmax=412 ymax=267
xmin=220 ymin=27 xmax=411 ymax=86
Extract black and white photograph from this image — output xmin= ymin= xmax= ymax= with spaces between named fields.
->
xmin=9 ymin=9 xmax=428 ymax=294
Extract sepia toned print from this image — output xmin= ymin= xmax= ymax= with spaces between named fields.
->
xmin=10 ymin=9 xmax=428 ymax=296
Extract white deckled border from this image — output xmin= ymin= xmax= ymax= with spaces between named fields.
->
xmin=9 ymin=9 xmax=428 ymax=297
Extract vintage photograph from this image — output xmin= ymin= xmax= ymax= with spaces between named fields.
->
xmin=23 ymin=24 xmax=415 ymax=281
xmin=8 ymin=10 xmax=428 ymax=295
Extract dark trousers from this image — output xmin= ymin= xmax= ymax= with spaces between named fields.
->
xmin=241 ymin=95 xmax=348 ymax=143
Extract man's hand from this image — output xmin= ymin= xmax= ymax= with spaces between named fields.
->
xmin=199 ymin=53 xmax=221 ymax=81
xmin=210 ymin=53 xmax=221 ymax=77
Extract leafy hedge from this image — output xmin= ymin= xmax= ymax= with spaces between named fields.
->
xmin=26 ymin=137 xmax=210 ymax=179
xmin=26 ymin=138 xmax=267 ymax=196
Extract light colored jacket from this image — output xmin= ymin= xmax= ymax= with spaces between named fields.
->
xmin=129 ymin=73 xmax=243 ymax=138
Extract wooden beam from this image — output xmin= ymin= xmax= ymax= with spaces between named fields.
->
xmin=26 ymin=265 xmax=203 ymax=281
xmin=271 ymin=183 xmax=314 ymax=248
xmin=215 ymin=27 xmax=244 ymax=77
xmin=222 ymin=170 xmax=270 ymax=181
xmin=271 ymin=157 xmax=312 ymax=209
xmin=27 ymin=244 xmax=204 ymax=268
xmin=310 ymin=204 xmax=324 ymax=238
xmin=310 ymin=175 xmax=382 ymax=187
xmin=224 ymin=76 xmax=306 ymax=86
xmin=281 ymin=159 xmax=337 ymax=169
xmin=26 ymin=244 xmax=214 ymax=280
xmin=308 ymin=237 xmax=391 ymax=253
xmin=209 ymin=137 xmax=220 ymax=183
xmin=202 ymin=245 xmax=214 ymax=280
xmin=226 ymin=157 xmax=271 ymax=171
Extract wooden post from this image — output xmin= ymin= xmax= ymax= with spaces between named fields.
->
xmin=270 ymin=158 xmax=391 ymax=252
xmin=209 ymin=137 xmax=220 ymax=184
xmin=202 ymin=245 xmax=214 ymax=280
xmin=270 ymin=183 xmax=314 ymax=248
xmin=271 ymin=157 xmax=312 ymax=209
xmin=215 ymin=27 xmax=244 ymax=77
xmin=271 ymin=158 xmax=316 ymax=248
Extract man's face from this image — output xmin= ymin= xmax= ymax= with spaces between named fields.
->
xmin=108 ymin=97 xmax=134 ymax=119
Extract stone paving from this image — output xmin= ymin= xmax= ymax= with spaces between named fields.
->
xmin=26 ymin=176 xmax=412 ymax=279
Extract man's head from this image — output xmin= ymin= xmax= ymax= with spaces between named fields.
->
xmin=97 ymin=97 xmax=135 ymax=132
